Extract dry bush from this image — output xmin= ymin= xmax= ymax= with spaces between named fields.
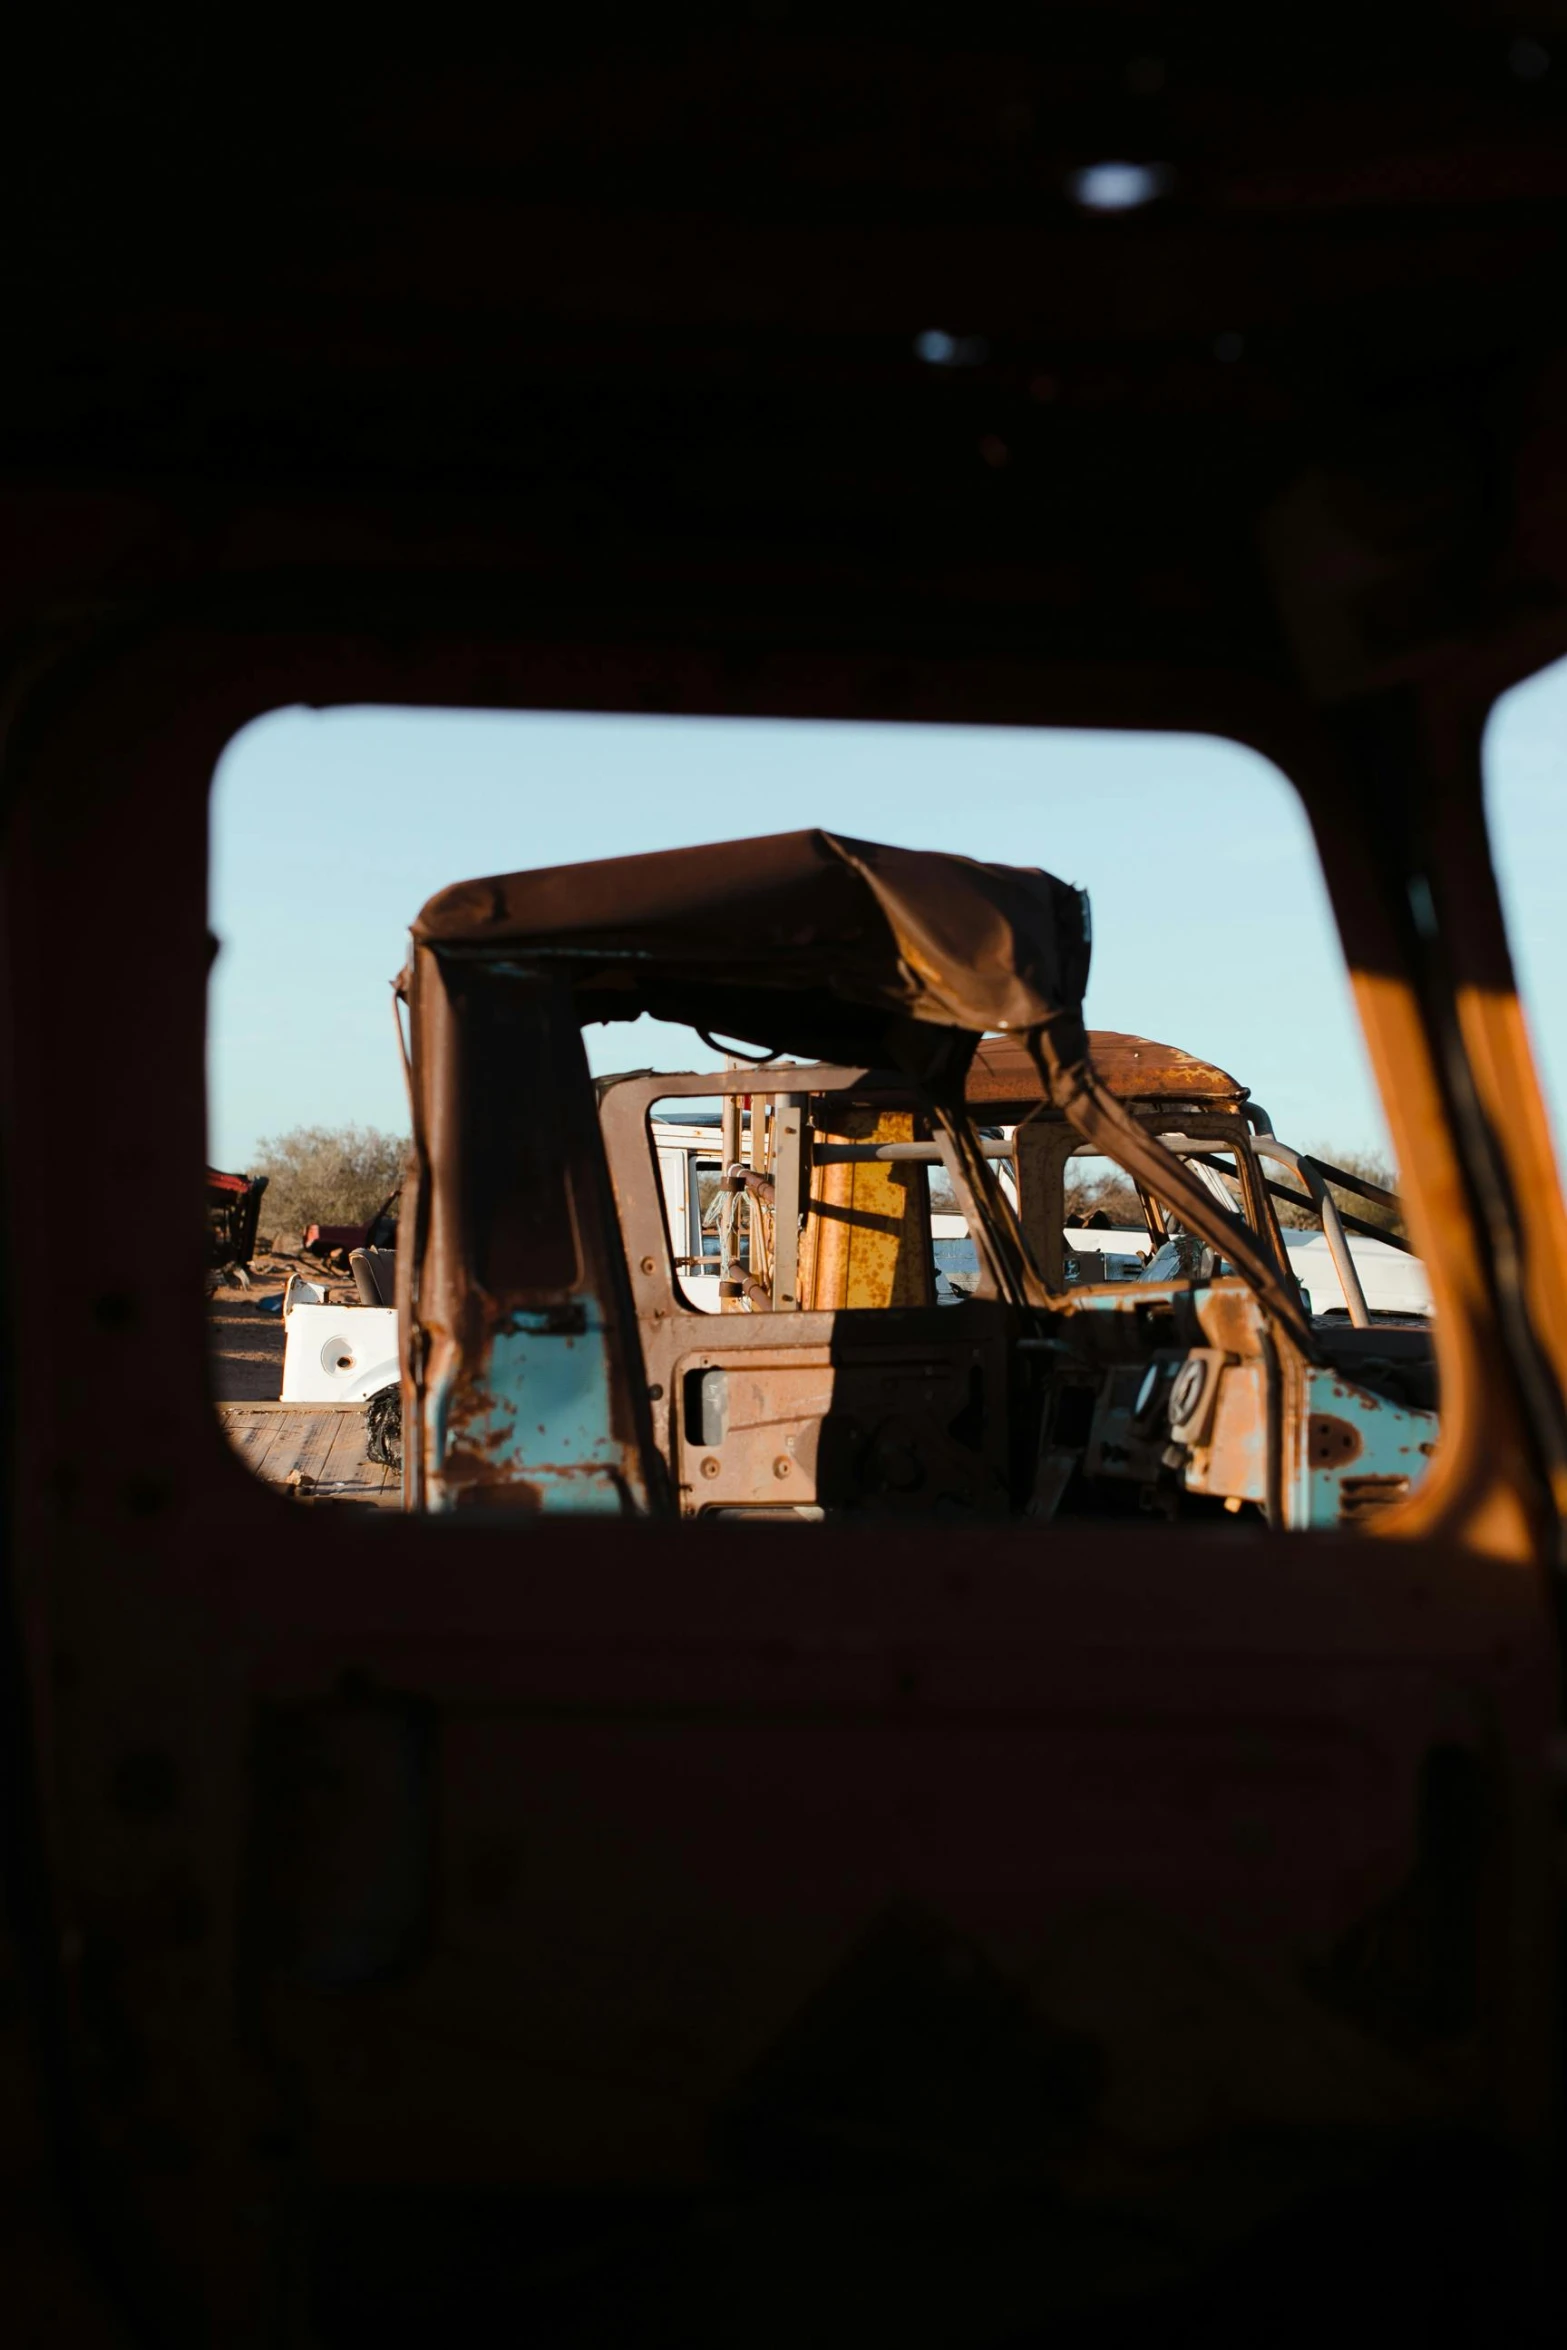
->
xmin=251 ymin=1123 xmax=407 ymax=1243
xmin=1272 ymin=1146 xmax=1405 ymax=1238
xmin=1064 ymin=1170 xmax=1142 ymax=1227
xmin=1063 ymin=1144 xmax=1405 ymax=1242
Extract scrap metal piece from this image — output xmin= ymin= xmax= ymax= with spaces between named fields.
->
xmin=206 ymin=1164 xmax=269 ymax=1270
xmin=365 ymin=1383 xmax=403 ymax=1469
xmin=1020 ymin=1018 xmax=1318 ymax=1359
xmin=967 ymin=1031 xmax=1248 ymax=1109
xmin=796 ymin=1106 xmax=934 ymax=1313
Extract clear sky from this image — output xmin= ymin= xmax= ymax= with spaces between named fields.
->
xmin=206 ymin=670 xmax=1567 ymax=1171
xmin=1485 ymin=656 xmax=1567 ymax=1160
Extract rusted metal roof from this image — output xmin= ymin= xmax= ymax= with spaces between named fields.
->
xmin=410 ymin=836 xmax=1314 ymax=1359
xmin=414 ymin=829 xmax=1091 ymax=1074
xmin=968 ymin=1031 xmax=1248 ymax=1108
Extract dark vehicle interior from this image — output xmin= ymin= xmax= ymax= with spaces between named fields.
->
xmin=6 ymin=14 xmax=1567 ymax=2345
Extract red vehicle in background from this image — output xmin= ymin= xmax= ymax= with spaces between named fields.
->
xmin=204 ymin=1165 xmax=268 ymax=1271
xmin=302 ymin=1185 xmax=400 ymax=1268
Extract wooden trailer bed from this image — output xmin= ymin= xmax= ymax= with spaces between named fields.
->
xmin=217 ymin=1401 xmax=402 ymax=1510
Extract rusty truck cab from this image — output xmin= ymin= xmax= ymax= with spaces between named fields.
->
xmin=399 ymin=829 xmax=1434 ymax=1533
xmin=397 ymin=826 xmax=1092 ymax=1519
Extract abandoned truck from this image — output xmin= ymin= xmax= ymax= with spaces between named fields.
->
xmin=394 ymin=831 xmax=1436 ymax=1530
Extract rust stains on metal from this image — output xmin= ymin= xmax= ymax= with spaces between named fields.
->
xmin=1338 ymin=1473 xmax=1413 ymax=1521
xmin=968 ymin=1032 xmax=1248 ymax=1109
xmin=1309 ymin=1414 xmax=1365 ymax=1469
xmin=797 ymin=1106 xmax=934 ymax=1312
xmin=413 ymin=829 xmax=1329 ymax=1520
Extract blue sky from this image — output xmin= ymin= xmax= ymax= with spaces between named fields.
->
xmin=207 ymin=672 xmax=1567 ymax=1171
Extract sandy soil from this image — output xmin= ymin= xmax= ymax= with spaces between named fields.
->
xmin=206 ymin=1255 xmax=359 ymax=1402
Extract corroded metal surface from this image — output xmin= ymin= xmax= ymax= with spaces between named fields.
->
xmin=403 ymin=959 xmax=658 ymax=1516
xmin=600 ymin=1056 xmax=1434 ymax=1533
xmin=796 ymin=1106 xmax=934 ymax=1313
xmin=600 ymin=1067 xmax=1014 ymax=1519
xmin=406 ymin=835 xmax=1099 ymax=1514
xmin=409 ymin=828 xmax=1315 ymax=1526
xmin=969 ymin=1031 xmax=1248 ymax=1109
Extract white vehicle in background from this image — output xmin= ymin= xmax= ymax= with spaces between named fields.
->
xmin=653 ymin=1114 xmax=732 ymax=1312
xmin=1282 ymin=1228 xmax=1432 ymax=1320
xmin=938 ymin=1217 xmax=1431 ymax=1319
xmin=937 ymin=1219 xmax=1147 ymax=1300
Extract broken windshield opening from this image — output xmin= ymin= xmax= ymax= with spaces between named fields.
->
xmin=207 ymin=705 xmax=1435 ymax=1531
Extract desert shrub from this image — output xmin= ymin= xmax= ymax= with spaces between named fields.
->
xmin=251 ymin=1123 xmax=407 ymax=1243
xmin=1063 ymin=1170 xmax=1143 ymax=1228
xmin=1061 ymin=1143 xmax=1405 ymax=1241
xmin=1272 ymin=1146 xmax=1405 ymax=1238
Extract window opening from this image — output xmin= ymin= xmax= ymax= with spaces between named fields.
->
xmin=207 ymin=706 xmax=1436 ymax=1531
